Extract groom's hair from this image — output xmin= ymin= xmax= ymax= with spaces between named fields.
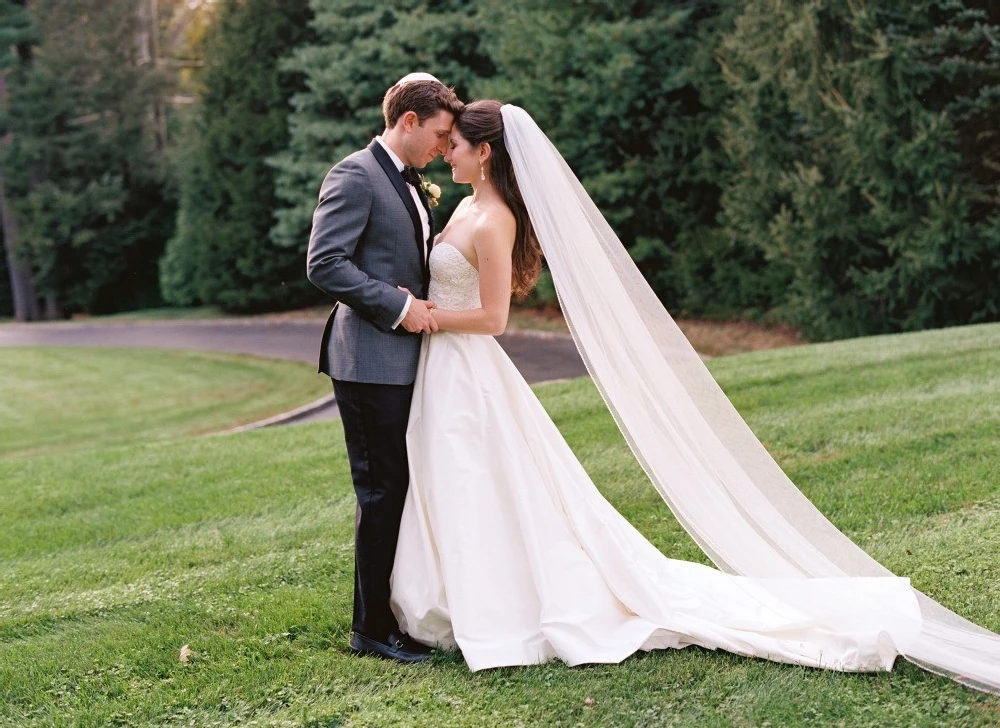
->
xmin=383 ymin=80 xmax=463 ymax=128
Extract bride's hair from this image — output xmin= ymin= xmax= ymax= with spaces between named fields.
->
xmin=456 ymin=100 xmax=542 ymax=300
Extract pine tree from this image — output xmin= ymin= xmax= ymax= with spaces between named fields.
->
xmin=719 ymin=0 xmax=1000 ymax=338
xmin=160 ymin=0 xmax=317 ymax=312
xmin=270 ymin=0 xmax=495 ymax=257
xmin=1 ymin=0 xmax=174 ymax=316
xmin=480 ymin=0 xmax=749 ymax=314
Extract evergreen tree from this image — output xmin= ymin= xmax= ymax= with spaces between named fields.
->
xmin=160 ymin=0 xmax=317 ymax=312
xmin=1 ymin=0 xmax=174 ymax=316
xmin=719 ymin=0 xmax=1000 ymax=338
xmin=480 ymin=0 xmax=755 ymax=315
xmin=270 ymin=0 xmax=495 ymax=257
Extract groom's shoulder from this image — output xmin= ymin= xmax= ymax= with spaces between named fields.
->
xmin=321 ymin=148 xmax=375 ymax=189
xmin=331 ymin=147 xmax=375 ymax=175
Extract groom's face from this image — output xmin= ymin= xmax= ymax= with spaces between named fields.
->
xmin=402 ymin=110 xmax=454 ymax=168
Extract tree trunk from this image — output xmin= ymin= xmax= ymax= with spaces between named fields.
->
xmin=138 ymin=0 xmax=167 ymax=150
xmin=0 ymin=1 xmax=45 ymax=321
xmin=0 ymin=65 xmax=39 ymax=322
xmin=0 ymin=176 xmax=39 ymax=322
xmin=44 ymin=292 xmax=63 ymax=320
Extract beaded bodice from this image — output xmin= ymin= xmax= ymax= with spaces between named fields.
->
xmin=428 ymin=242 xmax=481 ymax=311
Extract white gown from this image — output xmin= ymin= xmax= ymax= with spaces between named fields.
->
xmin=390 ymin=241 xmax=922 ymax=673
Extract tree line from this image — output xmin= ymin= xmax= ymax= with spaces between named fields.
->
xmin=2 ymin=0 xmax=997 ymax=340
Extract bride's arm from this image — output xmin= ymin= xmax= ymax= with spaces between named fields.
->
xmin=430 ymin=216 xmax=515 ymax=336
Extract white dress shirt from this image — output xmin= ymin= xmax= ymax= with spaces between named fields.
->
xmin=375 ymin=136 xmax=429 ymax=330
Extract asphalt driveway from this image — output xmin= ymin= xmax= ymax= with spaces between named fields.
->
xmin=0 ymin=318 xmax=588 ymax=424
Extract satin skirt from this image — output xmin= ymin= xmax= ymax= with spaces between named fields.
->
xmin=390 ymin=332 xmax=922 ymax=672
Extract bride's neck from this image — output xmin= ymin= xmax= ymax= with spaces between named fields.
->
xmin=471 ymin=180 xmax=500 ymax=204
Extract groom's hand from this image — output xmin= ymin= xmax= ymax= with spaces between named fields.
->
xmin=398 ymin=287 xmax=439 ymax=334
xmin=402 ymin=299 xmax=438 ymax=333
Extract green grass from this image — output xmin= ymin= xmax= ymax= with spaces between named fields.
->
xmin=0 ymin=348 xmax=329 ymax=458
xmin=1 ymin=324 xmax=999 ymax=725
xmin=91 ymin=306 xmax=230 ymax=321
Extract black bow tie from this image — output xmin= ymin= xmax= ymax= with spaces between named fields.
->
xmin=401 ymin=166 xmax=421 ymax=187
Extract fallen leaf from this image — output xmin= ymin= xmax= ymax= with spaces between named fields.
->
xmin=179 ymin=644 xmax=194 ymax=663
xmin=584 ymin=697 xmax=594 ymax=707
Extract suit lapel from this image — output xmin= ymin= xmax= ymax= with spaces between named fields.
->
xmin=367 ymin=140 xmax=425 ymax=275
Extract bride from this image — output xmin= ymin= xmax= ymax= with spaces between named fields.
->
xmin=389 ymin=100 xmax=1000 ymax=691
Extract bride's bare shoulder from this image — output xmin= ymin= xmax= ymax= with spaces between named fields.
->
xmin=474 ymin=201 xmax=516 ymax=243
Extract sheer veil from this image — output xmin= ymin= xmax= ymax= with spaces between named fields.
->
xmin=500 ymin=103 xmax=1000 ymax=694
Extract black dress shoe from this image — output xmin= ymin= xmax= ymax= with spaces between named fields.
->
xmin=349 ymin=631 xmax=433 ymax=663
xmin=398 ymin=632 xmax=433 ymax=655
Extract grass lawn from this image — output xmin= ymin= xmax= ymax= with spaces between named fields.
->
xmin=1 ymin=324 xmax=999 ymax=726
xmin=0 ymin=348 xmax=329 ymax=458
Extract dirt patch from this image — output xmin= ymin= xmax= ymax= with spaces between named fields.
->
xmin=506 ymin=306 xmax=803 ymax=357
xmin=506 ymin=306 xmax=572 ymax=333
xmin=673 ymin=318 xmax=803 ymax=357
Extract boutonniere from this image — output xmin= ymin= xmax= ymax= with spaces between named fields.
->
xmin=419 ymin=175 xmax=442 ymax=207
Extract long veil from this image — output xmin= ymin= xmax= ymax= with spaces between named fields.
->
xmin=500 ymin=104 xmax=1000 ymax=694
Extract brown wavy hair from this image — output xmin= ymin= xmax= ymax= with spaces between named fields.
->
xmin=382 ymin=80 xmax=463 ymax=128
xmin=455 ymin=100 xmax=542 ymax=300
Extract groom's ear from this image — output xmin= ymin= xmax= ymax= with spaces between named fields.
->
xmin=399 ymin=110 xmax=420 ymax=132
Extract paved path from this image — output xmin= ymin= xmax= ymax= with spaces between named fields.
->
xmin=0 ymin=319 xmax=588 ymax=424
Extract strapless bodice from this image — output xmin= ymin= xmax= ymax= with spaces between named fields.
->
xmin=428 ymin=242 xmax=480 ymax=311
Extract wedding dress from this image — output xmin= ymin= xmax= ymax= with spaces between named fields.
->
xmin=391 ymin=105 xmax=1000 ymax=692
xmin=390 ymin=241 xmax=921 ymax=672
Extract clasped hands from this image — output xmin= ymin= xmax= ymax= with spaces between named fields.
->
xmin=398 ymin=286 xmax=438 ymax=334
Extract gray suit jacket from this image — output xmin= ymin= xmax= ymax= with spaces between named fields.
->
xmin=306 ymin=140 xmax=434 ymax=385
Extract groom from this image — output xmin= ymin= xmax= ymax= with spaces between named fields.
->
xmin=306 ymin=74 xmax=462 ymax=663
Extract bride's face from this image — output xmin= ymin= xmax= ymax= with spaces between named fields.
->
xmin=444 ymin=128 xmax=482 ymax=185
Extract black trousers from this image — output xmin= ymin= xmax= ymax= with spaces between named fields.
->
xmin=331 ymin=378 xmax=414 ymax=641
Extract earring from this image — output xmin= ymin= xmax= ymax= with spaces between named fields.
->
xmin=480 ymin=162 xmax=486 ymax=181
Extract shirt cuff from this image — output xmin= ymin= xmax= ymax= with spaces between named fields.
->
xmin=391 ymin=294 xmax=413 ymax=330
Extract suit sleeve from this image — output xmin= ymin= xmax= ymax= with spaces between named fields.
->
xmin=306 ymin=158 xmax=409 ymax=332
